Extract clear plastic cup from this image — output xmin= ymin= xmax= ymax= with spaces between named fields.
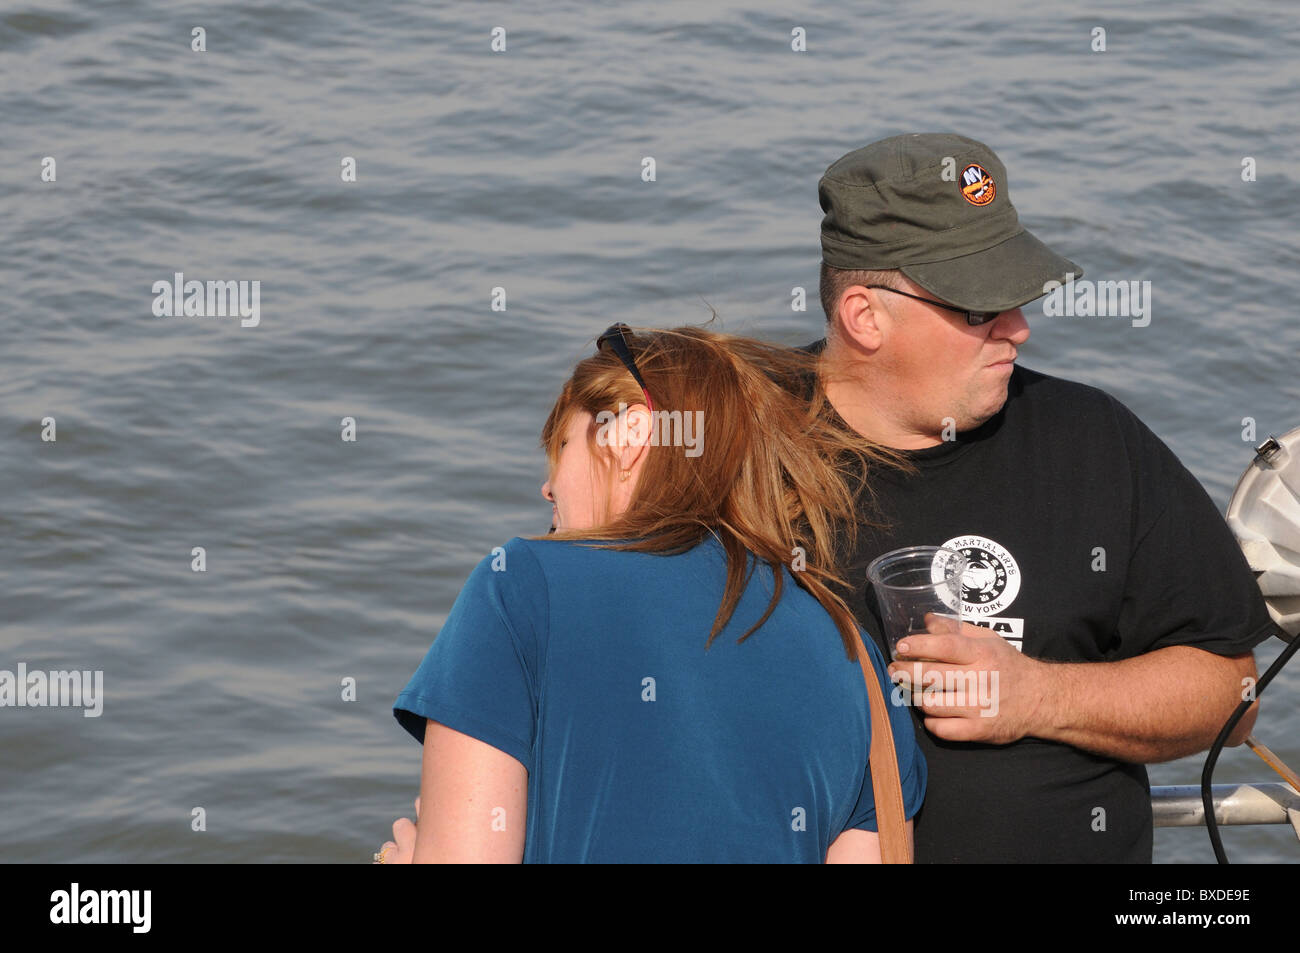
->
xmin=866 ymin=545 xmax=967 ymax=661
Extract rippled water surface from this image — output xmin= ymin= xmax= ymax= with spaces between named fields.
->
xmin=2 ymin=0 xmax=1297 ymax=863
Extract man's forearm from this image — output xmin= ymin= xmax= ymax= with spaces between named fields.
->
xmin=1032 ymin=646 xmax=1258 ymax=763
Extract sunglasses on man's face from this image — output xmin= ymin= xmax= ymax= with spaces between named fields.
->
xmin=864 ymin=286 xmax=1002 ymax=326
xmin=597 ymin=323 xmax=654 ymax=412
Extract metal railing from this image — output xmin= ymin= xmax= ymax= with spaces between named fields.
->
xmin=1152 ymin=783 xmax=1300 ymax=842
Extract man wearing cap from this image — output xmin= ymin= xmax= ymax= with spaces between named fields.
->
xmin=805 ymin=133 xmax=1276 ymax=863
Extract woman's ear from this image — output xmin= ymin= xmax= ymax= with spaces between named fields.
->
xmin=618 ymin=404 xmax=653 ymax=474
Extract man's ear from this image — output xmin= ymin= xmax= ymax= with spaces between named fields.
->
xmin=836 ymin=285 xmax=886 ymax=352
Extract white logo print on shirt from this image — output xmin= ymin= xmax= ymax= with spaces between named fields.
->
xmin=941 ymin=534 xmax=1025 ymax=652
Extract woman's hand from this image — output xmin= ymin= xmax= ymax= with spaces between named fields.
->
xmin=375 ymin=797 xmax=420 ymax=864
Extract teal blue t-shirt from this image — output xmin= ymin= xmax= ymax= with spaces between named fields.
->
xmin=393 ymin=534 xmax=925 ymax=863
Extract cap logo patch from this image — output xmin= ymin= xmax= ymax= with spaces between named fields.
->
xmin=960 ymin=163 xmax=996 ymax=206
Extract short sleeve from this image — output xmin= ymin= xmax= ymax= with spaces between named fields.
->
xmin=847 ymin=630 xmax=927 ymax=832
xmin=392 ymin=539 xmax=547 ymax=769
xmin=1110 ymin=400 xmax=1277 ymax=658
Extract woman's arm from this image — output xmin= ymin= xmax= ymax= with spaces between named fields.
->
xmin=411 ymin=718 xmax=528 ymax=863
xmin=825 ymin=819 xmax=913 ymax=864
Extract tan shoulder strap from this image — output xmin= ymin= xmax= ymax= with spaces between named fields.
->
xmin=853 ymin=629 xmax=913 ymax=863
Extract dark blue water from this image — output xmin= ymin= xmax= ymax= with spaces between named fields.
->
xmin=2 ymin=0 xmax=1296 ymax=863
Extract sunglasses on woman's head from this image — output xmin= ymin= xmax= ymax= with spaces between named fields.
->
xmin=597 ymin=323 xmax=654 ymax=413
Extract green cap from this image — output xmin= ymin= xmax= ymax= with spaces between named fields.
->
xmin=819 ymin=133 xmax=1082 ymax=313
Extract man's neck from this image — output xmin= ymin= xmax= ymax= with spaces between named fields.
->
xmin=818 ymin=340 xmax=942 ymax=450
xmin=821 ymin=377 xmax=943 ymax=450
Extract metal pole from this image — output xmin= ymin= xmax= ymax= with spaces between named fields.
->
xmin=1153 ymin=783 xmax=1300 ymax=841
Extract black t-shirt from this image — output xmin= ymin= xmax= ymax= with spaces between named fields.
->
xmin=802 ymin=340 xmax=1278 ymax=863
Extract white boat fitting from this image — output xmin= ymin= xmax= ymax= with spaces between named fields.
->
xmin=1227 ymin=425 xmax=1300 ymax=637
xmin=1152 ymin=424 xmax=1300 ymax=851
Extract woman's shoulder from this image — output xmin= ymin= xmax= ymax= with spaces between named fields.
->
xmin=503 ymin=532 xmax=722 ymax=559
xmin=472 ymin=535 xmax=638 ymax=579
xmin=478 ymin=533 xmax=729 ymax=592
